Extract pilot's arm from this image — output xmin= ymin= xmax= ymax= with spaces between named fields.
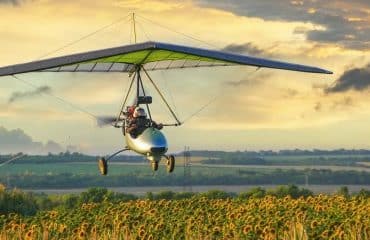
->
xmin=126 ymin=119 xmax=138 ymax=133
xmin=151 ymin=121 xmax=163 ymax=130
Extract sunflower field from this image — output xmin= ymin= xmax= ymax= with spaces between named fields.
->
xmin=1 ymin=193 xmax=369 ymax=240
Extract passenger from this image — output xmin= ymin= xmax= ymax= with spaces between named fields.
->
xmin=125 ymin=106 xmax=136 ymax=119
xmin=126 ymin=107 xmax=163 ymax=138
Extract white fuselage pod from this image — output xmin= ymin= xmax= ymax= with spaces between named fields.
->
xmin=125 ymin=127 xmax=168 ymax=162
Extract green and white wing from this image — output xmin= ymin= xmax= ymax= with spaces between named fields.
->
xmin=0 ymin=41 xmax=332 ymax=76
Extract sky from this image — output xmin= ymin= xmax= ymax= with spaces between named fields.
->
xmin=0 ymin=0 xmax=370 ymax=154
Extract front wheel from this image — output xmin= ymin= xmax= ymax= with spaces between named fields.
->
xmin=151 ymin=161 xmax=159 ymax=171
xmin=98 ymin=157 xmax=108 ymax=175
xmin=166 ymin=155 xmax=175 ymax=173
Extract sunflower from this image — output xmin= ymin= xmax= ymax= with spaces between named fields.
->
xmin=310 ymin=220 xmax=319 ymax=229
xmin=243 ymin=225 xmax=253 ymax=235
xmin=59 ymin=224 xmax=67 ymax=234
xmin=24 ymin=230 xmax=33 ymax=240
xmin=213 ymin=226 xmax=221 ymax=234
xmin=90 ymin=226 xmax=97 ymax=234
xmin=78 ymin=230 xmax=86 ymax=240
xmin=11 ymin=223 xmax=19 ymax=231
xmin=138 ymin=229 xmax=146 ymax=238
xmin=321 ymin=230 xmax=329 ymax=238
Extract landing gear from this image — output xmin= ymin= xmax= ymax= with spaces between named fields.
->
xmin=151 ymin=161 xmax=159 ymax=171
xmin=98 ymin=148 xmax=129 ymax=176
xmin=98 ymin=157 xmax=108 ymax=175
xmin=166 ymin=155 xmax=175 ymax=173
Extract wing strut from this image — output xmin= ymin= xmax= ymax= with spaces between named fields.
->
xmin=137 ymin=67 xmax=153 ymax=122
xmin=114 ymin=71 xmax=137 ymax=127
xmin=142 ymin=67 xmax=182 ymax=126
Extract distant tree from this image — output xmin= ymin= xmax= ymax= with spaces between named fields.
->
xmin=174 ymin=192 xmax=195 ymax=200
xmin=155 ymin=191 xmax=175 ymax=200
xmin=0 ymin=189 xmax=38 ymax=216
xmin=79 ymin=187 xmax=108 ymax=203
xmin=356 ymin=189 xmax=370 ymax=198
xmin=239 ymin=187 xmax=266 ymax=199
xmin=64 ymin=194 xmax=79 ymax=209
xmin=35 ymin=193 xmax=56 ymax=210
xmin=336 ymin=186 xmax=350 ymax=198
xmin=201 ymin=190 xmax=235 ymax=199
xmin=111 ymin=192 xmax=137 ymax=202
xmin=268 ymin=185 xmax=313 ymax=198
xmin=145 ymin=192 xmax=154 ymax=200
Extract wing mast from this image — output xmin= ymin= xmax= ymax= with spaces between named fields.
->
xmin=132 ymin=13 xmax=137 ymax=44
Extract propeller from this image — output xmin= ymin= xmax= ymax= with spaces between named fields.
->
xmin=96 ymin=116 xmax=125 ymax=127
xmin=96 ymin=98 xmax=138 ymax=127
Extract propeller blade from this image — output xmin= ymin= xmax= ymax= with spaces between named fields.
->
xmin=96 ymin=116 xmax=124 ymax=127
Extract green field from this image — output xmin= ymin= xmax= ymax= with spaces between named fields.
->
xmin=1 ymin=161 xmax=369 ymax=177
xmin=1 ymin=152 xmax=370 ymax=189
xmin=0 ymin=163 xmax=245 ymax=176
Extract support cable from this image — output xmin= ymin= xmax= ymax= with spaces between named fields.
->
xmin=136 ymin=20 xmax=151 ymax=41
xmin=160 ymin=70 xmax=178 ymax=117
xmin=181 ymin=67 xmax=261 ymax=124
xmin=37 ymin=13 xmax=132 ymax=59
xmin=11 ymin=75 xmax=99 ymax=122
xmin=136 ymin=14 xmax=220 ymax=49
xmin=142 ymin=67 xmax=181 ymax=125
xmin=181 ymin=95 xmax=219 ymax=124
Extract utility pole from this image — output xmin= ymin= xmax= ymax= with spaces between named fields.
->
xmin=183 ymin=146 xmax=192 ymax=192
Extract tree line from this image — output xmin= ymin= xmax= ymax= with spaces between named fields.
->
xmin=1 ymin=169 xmax=370 ymax=188
xmin=1 ymin=184 xmax=369 ymax=217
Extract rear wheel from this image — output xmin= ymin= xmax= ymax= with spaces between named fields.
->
xmin=98 ymin=157 xmax=108 ymax=175
xmin=166 ymin=155 xmax=175 ymax=173
xmin=151 ymin=161 xmax=159 ymax=171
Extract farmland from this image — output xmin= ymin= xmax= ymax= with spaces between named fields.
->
xmin=1 ymin=150 xmax=370 ymax=190
xmin=0 ymin=186 xmax=369 ymax=240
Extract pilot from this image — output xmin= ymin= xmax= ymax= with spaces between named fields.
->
xmin=125 ymin=105 xmax=136 ymax=118
xmin=126 ymin=107 xmax=163 ymax=138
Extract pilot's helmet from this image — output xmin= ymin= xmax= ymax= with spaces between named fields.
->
xmin=133 ymin=107 xmax=147 ymax=118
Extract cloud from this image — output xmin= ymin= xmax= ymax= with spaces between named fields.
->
xmin=314 ymin=96 xmax=354 ymax=113
xmin=0 ymin=126 xmax=64 ymax=154
xmin=282 ymin=88 xmax=299 ymax=98
xmin=195 ymin=0 xmax=370 ymax=50
xmin=224 ymin=72 xmax=271 ymax=87
xmin=314 ymin=102 xmax=322 ymax=112
xmin=331 ymin=96 xmax=354 ymax=110
xmin=222 ymin=42 xmax=265 ymax=55
xmin=326 ymin=64 xmax=370 ymax=93
xmin=8 ymin=86 xmax=51 ymax=103
xmin=0 ymin=0 xmax=25 ymax=6
xmin=44 ymin=140 xmax=64 ymax=153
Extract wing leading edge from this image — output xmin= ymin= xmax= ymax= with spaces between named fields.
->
xmin=0 ymin=41 xmax=332 ymax=77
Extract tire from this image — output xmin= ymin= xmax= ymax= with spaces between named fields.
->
xmin=166 ymin=155 xmax=175 ymax=173
xmin=98 ymin=157 xmax=108 ymax=175
xmin=151 ymin=161 xmax=159 ymax=171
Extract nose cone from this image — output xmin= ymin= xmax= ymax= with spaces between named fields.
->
xmin=147 ymin=129 xmax=168 ymax=157
xmin=126 ymin=127 xmax=168 ymax=155
xmin=149 ymin=129 xmax=166 ymax=145
xmin=144 ymin=128 xmax=168 ymax=154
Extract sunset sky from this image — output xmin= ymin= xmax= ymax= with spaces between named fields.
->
xmin=1 ymin=0 xmax=370 ymax=154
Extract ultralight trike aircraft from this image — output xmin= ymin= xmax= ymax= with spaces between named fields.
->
xmin=0 ymin=41 xmax=332 ymax=175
